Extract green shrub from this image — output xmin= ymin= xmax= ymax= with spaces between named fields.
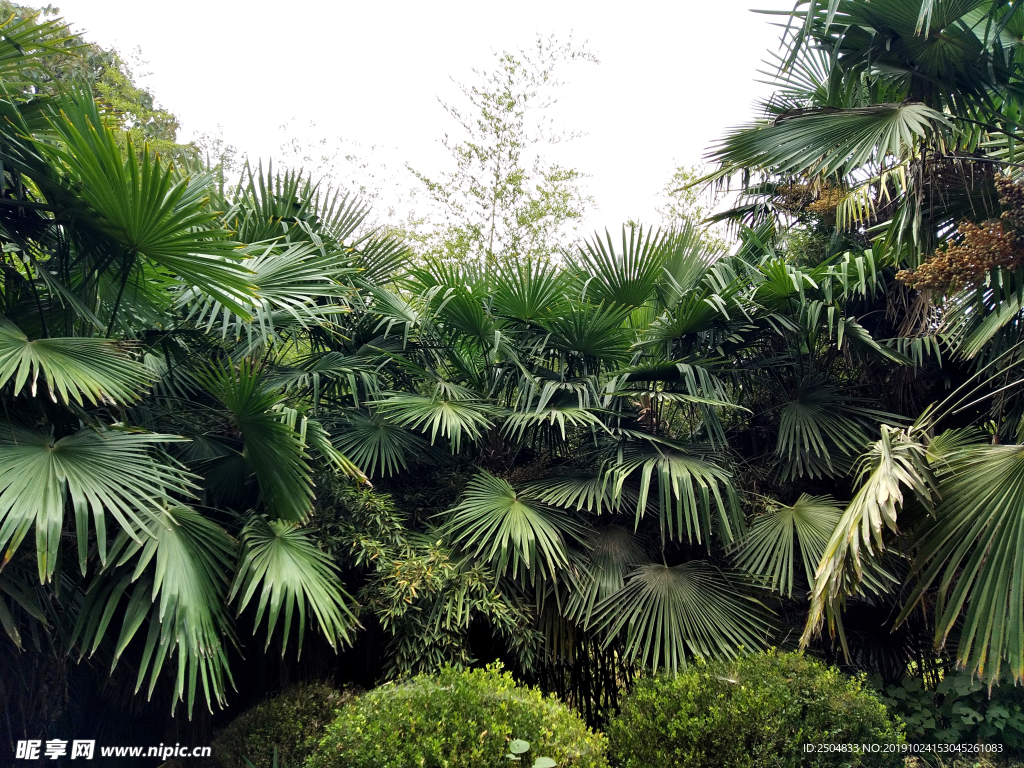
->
xmin=607 ymin=650 xmax=904 ymax=768
xmin=304 ymin=665 xmax=608 ymax=768
xmin=874 ymin=672 xmax=1024 ymax=755
xmin=213 ymin=682 xmax=354 ymax=768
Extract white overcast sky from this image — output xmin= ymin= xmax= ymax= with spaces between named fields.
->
xmin=57 ymin=0 xmax=794 ymax=231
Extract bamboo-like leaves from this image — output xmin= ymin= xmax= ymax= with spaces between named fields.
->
xmin=232 ymin=516 xmax=358 ymax=654
xmin=0 ymin=320 xmax=153 ymax=404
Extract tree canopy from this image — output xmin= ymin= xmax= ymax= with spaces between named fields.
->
xmin=5 ymin=0 xmax=1024 ymax=756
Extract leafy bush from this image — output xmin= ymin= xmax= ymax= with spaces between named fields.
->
xmin=607 ymin=650 xmax=904 ymax=768
xmin=874 ymin=672 xmax=1024 ymax=755
xmin=213 ymin=683 xmax=354 ymax=768
xmin=305 ymin=665 xmax=608 ymax=768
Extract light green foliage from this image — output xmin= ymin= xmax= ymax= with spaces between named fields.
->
xmin=92 ymin=49 xmax=195 ymax=163
xmin=212 ymin=683 xmax=355 ymax=768
xmin=305 ymin=665 xmax=608 ymax=768
xmin=409 ymin=35 xmax=596 ymax=264
xmin=607 ymin=650 xmax=904 ymax=768
xmin=873 ymin=672 xmax=1024 ymax=754
xmin=320 ymin=482 xmax=540 ymax=678
xmin=655 ymin=164 xmax=730 ymax=252
xmin=0 ymin=2 xmax=195 ymax=162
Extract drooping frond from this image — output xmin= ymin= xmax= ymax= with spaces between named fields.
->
xmin=736 ymin=494 xmax=843 ymax=597
xmin=232 ymin=516 xmax=359 ymax=654
xmin=589 ymin=561 xmax=771 ymax=674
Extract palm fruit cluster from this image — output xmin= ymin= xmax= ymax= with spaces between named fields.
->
xmin=897 ymin=173 xmax=1024 ymax=292
xmin=774 ymin=179 xmax=843 ymax=220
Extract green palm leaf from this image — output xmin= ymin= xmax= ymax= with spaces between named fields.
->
xmin=444 ymin=471 xmax=584 ymax=580
xmin=775 ymin=378 xmax=896 ymax=480
xmin=0 ymin=422 xmax=197 ymax=581
xmin=0 ymin=12 xmax=78 ymax=87
xmin=709 ymin=102 xmax=953 ymax=179
xmin=527 ymin=473 xmax=621 ymax=515
xmin=231 ymin=516 xmax=358 ymax=654
xmin=540 ymin=300 xmax=633 ymax=364
xmin=198 ymin=362 xmax=313 ymax=522
xmin=589 ymin=560 xmax=771 ymax=674
xmin=736 ymin=494 xmax=844 ymax=597
xmin=374 ymin=385 xmax=500 ymax=452
xmin=184 ymin=240 xmax=354 ymax=343
xmin=492 ymin=258 xmax=571 ymax=322
xmin=39 ymin=89 xmax=254 ymax=314
xmin=804 ymin=425 xmax=936 ymax=645
xmin=72 ymin=505 xmax=235 ymax=714
xmin=0 ymin=320 xmax=152 ymax=405
xmin=899 ymin=444 xmax=1024 ymax=684
xmin=569 ymin=226 xmax=667 ymax=309
xmin=565 ymin=525 xmax=646 ymax=623
xmin=332 ymin=410 xmax=437 ymax=478
xmin=611 ymin=437 xmax=742 ymax=546
xmin=503 ymin=396 xmax=607 ymax=442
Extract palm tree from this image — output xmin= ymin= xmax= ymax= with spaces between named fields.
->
xmin=0 ymin=15 xmax=404 ymax=718
xmin=704 ymin=0 xmax=1024 ymax=686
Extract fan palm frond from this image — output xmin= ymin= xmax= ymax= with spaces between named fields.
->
xmin=899 ymin=443 xmax=1024 ymax=684
xmin=72 ymin=505 xmax=235 ymax=715
xmin=0 ymin=422 xmax=197 ymax=581
xmin=589 ymin=560 xmax=771 ymax=674
xmin=736 ymin=494 xmax=844 ymax=597
xmin=444 ymin=471 xmax=584 ymax=581
xmin=374 ymin=386 xmax=500 ymax=452
xmin=611 ymin=437 xmax=742 ymax=546
xmin=0 ymin=320 xmax=152 ymax=404
xmin=39 ymin=89 xmax=254 ymax=314
xmin=198 ymin=361 xmax=313 ymax=522
xmin=232 ymin=516 xmax=358 ymax=654
xmin=775 ymin=378 xmax=897 ymax=480
xmin=569 ymin=226 xmax=667 ymax=309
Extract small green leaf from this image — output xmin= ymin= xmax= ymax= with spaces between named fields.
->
xmin=533 ymin=758 xmax=556 ymax=768
xmin=509 ymin=739 xmax=530 ymax=755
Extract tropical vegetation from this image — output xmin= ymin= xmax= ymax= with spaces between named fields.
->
xmin=607 ymin=650 xmax=904 ymax=768
xmin=305 ymin=665 xmax=607 ymax=768
xmin=3 ymin=0 xmax=1024 ymax=762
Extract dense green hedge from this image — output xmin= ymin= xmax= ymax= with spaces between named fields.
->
xmin=304 ymin=665 xmax=608 ymax=768
xmin=212 ymin=683 xmax=354 ymax=768
xmin=607 ymin=650 xmax=904 ymax=768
